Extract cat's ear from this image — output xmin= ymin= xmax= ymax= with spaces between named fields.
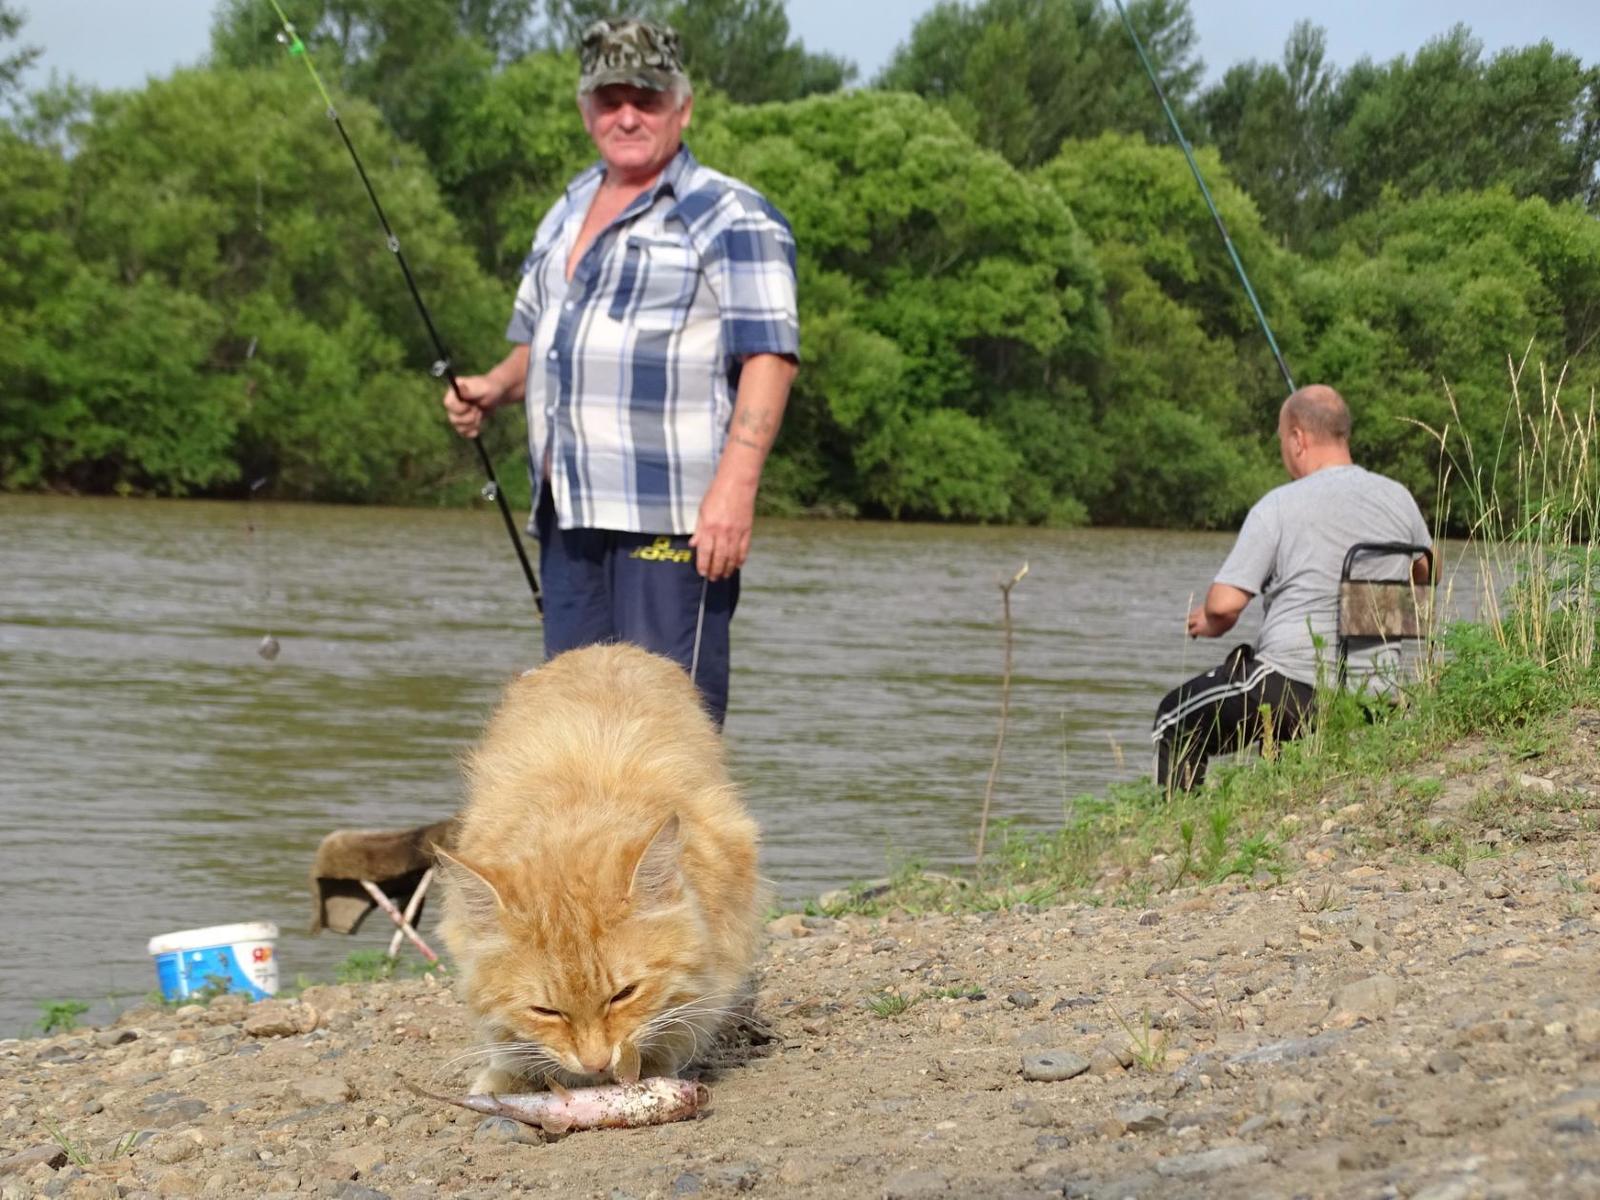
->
xmin=435 ymin=847 xmax=508 ymax=928
xmin=627 ymin=814 xmax=682 ymax=911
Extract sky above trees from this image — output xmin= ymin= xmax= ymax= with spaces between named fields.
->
xmin=16 ymin=0 xmax=1600 ymax=94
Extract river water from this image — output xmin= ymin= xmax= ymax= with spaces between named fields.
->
xmin=2 ymin=493 xmax=1444 ymax=1032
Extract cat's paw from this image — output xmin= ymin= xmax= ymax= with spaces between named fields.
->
xmin=470 ymin=1065 xmax=525 ymax=1096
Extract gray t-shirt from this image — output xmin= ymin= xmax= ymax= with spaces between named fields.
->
xmin=1215 ymin=464 xmax=1431 ymax=688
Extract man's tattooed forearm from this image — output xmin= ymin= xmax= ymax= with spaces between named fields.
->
xmin=735 ymin=406 xmax=776 ymax=437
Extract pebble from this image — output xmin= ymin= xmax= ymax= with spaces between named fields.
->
xmin=882 ymin=1168 xmax=949 ymax=1198
xmin=0 ymin=1145 xmax=66 ymax=1174
xmin=1021 ymin=1050 xmax=1090 ymax=1082
xmin=167 ymin=1046 xmax=208 ymax=1068
xmin=714 ymin=1163 xmax=761 ymax=1191
xmin=1349 ymin=919 xmax=1387 ymax=953
xmin=1089 ymin=1043 xmax=1134 ymax=1075
xmin=1012 ymin=1100 xmax=1061 ymax=1129
xmin=1051 ymin=995 xmax=1096 ymax=1012
xmin=1427 ymin=1049 xmax=1467 ymax=1074
xmin=766 ymin=914 xmax=810 ymax=940
xmin=474 ymin=1115 xmax=536 ymax=1145
xmin=1327 ymin=974 xmax=1399 ymax=1025
xmin=292 ymin=1074 xmax=354 ymax=1105
xmin=242 ymin=1001 xmax=319 ymax=1038
xmin=1007 ymin=990 xmax=1038 ymax=1009
xmin=1573 ymin=1009 xmax=1600 ymax=1043
xmin=1155 ymin=1144 xmax=1271 ymax=1177
xmin=1118 ymin=1104 xmax=1169 ymax=1133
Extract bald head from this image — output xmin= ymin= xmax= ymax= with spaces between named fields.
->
xmin=1277 ymin=385 xmax=1354 ymax=479
xmin=1280 ymin=385 xmax=1351 ymax=444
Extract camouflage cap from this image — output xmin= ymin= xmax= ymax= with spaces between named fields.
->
xmin=578 ymin=18 xmax=687 ymax=94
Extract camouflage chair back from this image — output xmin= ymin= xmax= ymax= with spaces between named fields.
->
xmin=1337 ymin=542 xmax=1437 ymax=688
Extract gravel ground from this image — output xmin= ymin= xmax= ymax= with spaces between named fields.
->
xmin=5 ymin=730 xmax=1600 ymax=1200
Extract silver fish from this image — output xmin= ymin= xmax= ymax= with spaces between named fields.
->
xmin=404 ymin=1076 xmax=709 ymax=1135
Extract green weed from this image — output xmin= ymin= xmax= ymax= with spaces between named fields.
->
xmin=866 ymin=991 xmax=915 ymax=1018
xmin=36 ymin=1000 xmax=89 ymax=1035
xmin=40 ymin=1116 xmax=90 ymax=1168
xmin=1108 ymin=1002 xmax=1168 ymax=1071
xmin=336 ymin=950 xmax=401 ymax=984
xmin=923 ymin=985 xmax=986 ymax=1001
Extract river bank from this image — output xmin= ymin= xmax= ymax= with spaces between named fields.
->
xmin=4 ymin=706 xmax=1599 ymax=1200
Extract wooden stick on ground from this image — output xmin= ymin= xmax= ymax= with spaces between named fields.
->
xmin=976 ymin=560 xmax=1029 ymax=876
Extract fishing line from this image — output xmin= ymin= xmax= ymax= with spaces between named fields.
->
xmin=689 ymin=576 xmax=709 ymax=685
xmin=246 ymin=473 xmax=281 ymax=661
xmin=1111 ymin=0 xmax=1296 ymax=393
xmin=265 ymin=0 xmax=543 ymax=616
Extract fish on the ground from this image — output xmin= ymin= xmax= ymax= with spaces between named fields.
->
xmin=403 ymin=1075 xmax=710 ymax=1135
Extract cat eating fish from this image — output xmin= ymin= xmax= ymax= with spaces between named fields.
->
xmin=437 ymin=643 xmax=765 ymax=1095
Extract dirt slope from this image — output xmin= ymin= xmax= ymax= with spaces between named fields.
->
xmin=5 ymin=731 xmax=1600 ymax=1200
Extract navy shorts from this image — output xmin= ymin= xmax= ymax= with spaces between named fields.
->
xmin=534 ymin=485 xmax=738 ymax=727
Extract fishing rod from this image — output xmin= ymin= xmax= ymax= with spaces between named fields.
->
xmin=1111 ymin=0 xmax=1296 ymax=394
xmin=265 ymin=0 xmax=543 ymax=616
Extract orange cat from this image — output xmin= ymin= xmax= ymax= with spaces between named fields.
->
xmin=437 ymin=643 xmax=763 ymax=1093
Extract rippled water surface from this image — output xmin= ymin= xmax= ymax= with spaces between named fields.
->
xmin=5 ymin=493 xmax=1453 ymax=1031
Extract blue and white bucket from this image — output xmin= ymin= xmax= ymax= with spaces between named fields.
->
xmin=146 ymin=922 xmax=280 ymax=1002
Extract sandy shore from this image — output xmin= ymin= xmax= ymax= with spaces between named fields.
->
xmin=5 ymin=723 xmax=1600 ymax=1200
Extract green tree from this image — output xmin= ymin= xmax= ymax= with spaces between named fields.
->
xmin=210 ymin=0 xmax=514 ymax=171
xmin=1196 ymin=21 xmax=1338 ymax=249
xmin=1297 ymin=188 xmax=1600 ymax=508
xmin=429 ymin=49 xmax=595 ymax=275
xmin=0 ymin=68 xmax=505 ymax=498
xmin=1039 ymin=133 xmax=1294 ymax=526
xmin=1333 ymin=28 xmax=1600 ymax=217
xmin=692 ymin=90 xmax=1107 ymax=521
xmin=877 ymin=0 xmax=1203 ymax=168
xmin=0 ymin=0 xmax=39 ymax=109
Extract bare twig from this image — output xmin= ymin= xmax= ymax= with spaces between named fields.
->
xmin=976 ymin=561 xmax=1029 ymax=875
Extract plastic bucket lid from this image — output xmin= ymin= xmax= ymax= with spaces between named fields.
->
xmin=147 ymin=922 xmax=279 ymax=957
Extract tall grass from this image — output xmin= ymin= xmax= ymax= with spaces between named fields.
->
xmin=1415 ymin=360 xmax=1600 ymax=735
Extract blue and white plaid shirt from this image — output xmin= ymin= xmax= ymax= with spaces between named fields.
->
xmin=506 ymin=145 xmax=800 ymax=535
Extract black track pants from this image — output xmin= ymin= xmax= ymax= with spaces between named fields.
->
xmin=1151 ymin=645 xmax=1316 ymax=791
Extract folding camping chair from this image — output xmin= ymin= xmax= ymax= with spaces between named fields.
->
xmin=308 ymin=818 xmax=457 ymax=967
xmin=1336 ymin=542 xmax=1437 ymax=689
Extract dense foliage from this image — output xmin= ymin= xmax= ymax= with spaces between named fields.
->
xmin=2 ymin=0 xmax=1597 ymax=528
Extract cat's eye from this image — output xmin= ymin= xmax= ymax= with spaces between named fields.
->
xmin=610 ymin=983 xmax=638 ymax=1005
xmin=530 ymin=1005 xmax=562 ymax=1018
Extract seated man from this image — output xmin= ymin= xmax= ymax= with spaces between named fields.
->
xmin=1152 ymin=385 xmax=1432 ymax=791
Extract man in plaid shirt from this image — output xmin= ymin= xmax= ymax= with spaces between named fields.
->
xmin=443 ymin=17 xmax=800 ymax=726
